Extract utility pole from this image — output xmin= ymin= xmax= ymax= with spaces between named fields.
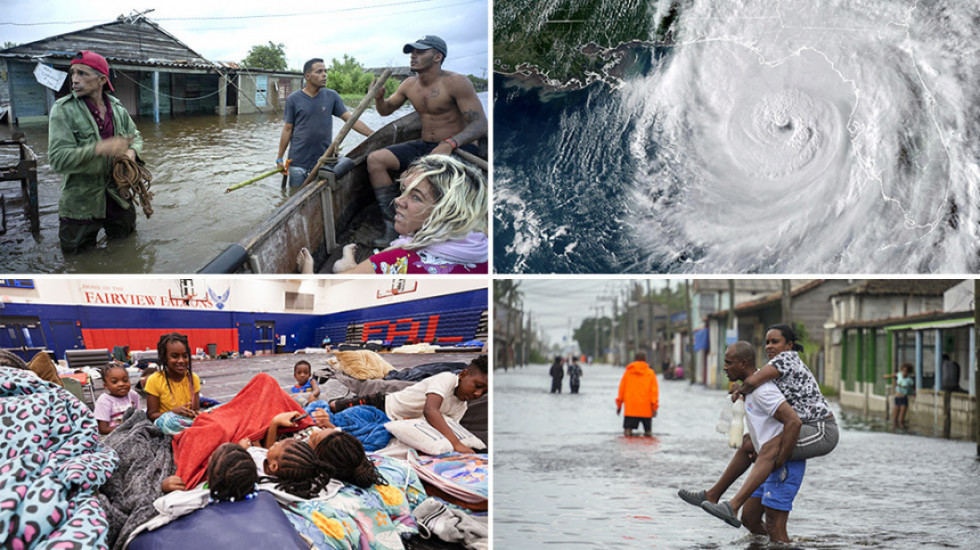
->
xmin=781 ymin=279 xmax=793 ymax=325
xmin=665 ymin=280 xmax=673 ymax=372
xmin=685 ymin=279 xmax=695 ymax=385
xmin=646 ymin=279 xmax=654 ymax=358
xmin=591 ymin=304 xmax=601 ymax=363
xmin=974 ymin=278 xmax=979 ymax=458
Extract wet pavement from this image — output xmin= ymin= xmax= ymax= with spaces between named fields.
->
xmin=494 ymin=363 xmax=980 ymax=549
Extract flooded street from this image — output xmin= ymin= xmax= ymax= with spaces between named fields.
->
xmin=0 ymin=92 xmax=487 ymax=273
xmin=494 ymin=363 xmax=980 ymax=549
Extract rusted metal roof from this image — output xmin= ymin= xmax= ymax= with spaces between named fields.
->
xmin=832 ymin=279 xmax=962 ymax=297
xmin=0 ymin=16 xmax=214 ymax=69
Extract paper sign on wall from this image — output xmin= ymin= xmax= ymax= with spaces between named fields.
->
xmin=34 ymin=63 xmax=68 ymax=91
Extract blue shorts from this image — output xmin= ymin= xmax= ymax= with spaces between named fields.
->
xmin=750 ymin=460 xmax=806 ymax=511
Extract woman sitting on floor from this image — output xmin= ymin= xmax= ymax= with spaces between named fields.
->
xmin=145 ymin=332 xmax=200 ymax=435
xmin=299 ymin=155 xmax=488 ymax=275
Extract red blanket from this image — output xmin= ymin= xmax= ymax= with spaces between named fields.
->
xmin=172 ymin=372 xmax=314 ymax=488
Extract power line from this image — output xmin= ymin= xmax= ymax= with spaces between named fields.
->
xmin=0 ymin=0 xmax=480 ymax=26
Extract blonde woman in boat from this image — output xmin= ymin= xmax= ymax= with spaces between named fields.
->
xmin=298 ymin=154 xmax=488 ymax=274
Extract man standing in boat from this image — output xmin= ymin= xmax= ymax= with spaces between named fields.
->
xmin=276 ymin=58 xmax=374 ymax=188
xmin=48 ymin=50 xmax=143 ymax=254
xmin=366 ymin=35 xmax=488 ymax=247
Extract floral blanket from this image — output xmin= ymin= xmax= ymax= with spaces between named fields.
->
xmin=0 ymin=367 xmax=118 ymax=549
xmin=285 ymin=454 xmax=426 ymax=549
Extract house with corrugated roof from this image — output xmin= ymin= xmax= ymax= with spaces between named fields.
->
xmin=824 ymin=279 xmax=974 ymax=438
xmin=0 ymin=13 xmax=302 ymax=124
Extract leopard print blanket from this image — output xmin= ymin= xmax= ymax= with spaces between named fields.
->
xmin=0 ymin=367 xmax=118 ymax=549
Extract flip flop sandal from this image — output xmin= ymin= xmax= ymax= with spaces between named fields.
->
xmin=677 ymin=489 xmax=707 ymax=507
xmin=701 ymin=500 xmax=742 ymax=528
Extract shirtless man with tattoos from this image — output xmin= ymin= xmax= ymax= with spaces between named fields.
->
xmin=366 ymin=35 xmax=488 ymax=247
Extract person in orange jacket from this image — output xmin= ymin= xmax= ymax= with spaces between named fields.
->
xmin=615 ymin=351 xmax=660 ymax=436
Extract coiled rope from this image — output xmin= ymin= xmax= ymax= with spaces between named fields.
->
xmin=111 ymin=156 xmax=154 ymax=218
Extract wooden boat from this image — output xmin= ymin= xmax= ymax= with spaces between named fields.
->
xmin=199 ymin=112 xmax=486 ymax=274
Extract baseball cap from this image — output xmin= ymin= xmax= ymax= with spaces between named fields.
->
xmin=403 ymin=35 xmax=447 ymax=58
xmin=71 ymin=50 xmax=114 ymax=91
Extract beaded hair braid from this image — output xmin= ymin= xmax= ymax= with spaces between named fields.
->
xmin=315 ymin=431 xmax=385 ymax=489
xmin=269 ymin=440 xmax=332 ymax=499
xmin=207 ymin=443 xmax=258 ymax=502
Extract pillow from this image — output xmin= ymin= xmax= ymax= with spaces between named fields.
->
xmin=27 ymin=351 xmax=64 ymax=387
xmin=385 ymin=416 xmax=486 ymax=455
xmin=333 ymin=350 xmax=394 ymax=379
xmin=128 ymin=492 xmax=307 ymax=550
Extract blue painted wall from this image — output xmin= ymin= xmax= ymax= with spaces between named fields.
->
xmin=10 ymin=60 xmax=50 ymax=118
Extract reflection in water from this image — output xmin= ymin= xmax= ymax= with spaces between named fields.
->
xmin=0 ymin=93 xmax=487 ymax=273
xmin=494 ymin=364 xmax=980 ymax=549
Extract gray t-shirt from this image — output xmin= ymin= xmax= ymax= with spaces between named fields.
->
xmin=284 ymin=88 xmax=348 ymax=170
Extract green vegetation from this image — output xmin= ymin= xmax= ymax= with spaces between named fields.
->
xmin=573 ymin=316 xmax=612 ymax=359
xmin=494 ymin=0 xmax=658 ymax=85
xmin=241 ymin=42 xmax=287 ymax=71
xmin=466 ymin=74 xmax=488 ymax=91
xmin=326 ymin=55 xmax=398 ymax=98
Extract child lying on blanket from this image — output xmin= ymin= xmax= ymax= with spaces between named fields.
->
xmin=329 ymin=355 xmax=488 ymax=453
xmin=313 ymin=430 xmax=387 ymax=488
xmin=162 ymin=412 xmax=330 ymax=494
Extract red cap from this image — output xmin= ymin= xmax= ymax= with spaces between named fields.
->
xmin=70 ymin=50 xmax=114 ymax=91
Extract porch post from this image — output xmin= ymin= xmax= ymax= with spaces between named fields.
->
xmin=152 ymin=71 xmax=160 ymax=123
xmin=934 ymin=329 xmax=942 ymax=393
xmin=914 ymin=331 xmax=922 ymax=390
xmin=218 ymin=71 xmax=227 ymax=116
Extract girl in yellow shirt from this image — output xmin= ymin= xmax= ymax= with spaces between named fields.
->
xmin=145 ymin=332 xmax=200 ymax=434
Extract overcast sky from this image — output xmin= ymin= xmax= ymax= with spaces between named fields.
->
xmin=516 ymin=279 xmax=676 ymax=347
xmin=1 ymin=0 xmax=489 ymax=77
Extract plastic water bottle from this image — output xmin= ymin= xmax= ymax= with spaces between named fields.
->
xmin=729 ymin=398 xmax=745 ymax=448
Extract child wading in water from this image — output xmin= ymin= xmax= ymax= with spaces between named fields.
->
xmin=291 ymin=360 xmax=321 ymax=405
xmin=883 ymin=362 xmax=915 ymax=429
xmin=94 ymin=363 xmax=139 ymax=435
xmin=329 ymin=355 xmax=488 ymax=453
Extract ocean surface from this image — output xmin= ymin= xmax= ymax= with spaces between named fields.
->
xmin=493 ymin=0 xmax=980 ymax=273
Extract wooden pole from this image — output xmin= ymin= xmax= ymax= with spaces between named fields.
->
xmin=301 ymin=69 xmax=392 ymax=186
xmin=454 ymin=148 xmax=488 ymax=171
xmin=226 ymin=163 xmax=287 ymax=193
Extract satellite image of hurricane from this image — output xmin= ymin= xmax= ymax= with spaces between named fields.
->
xmin=493 ymin=0 xmax=980 ymax=273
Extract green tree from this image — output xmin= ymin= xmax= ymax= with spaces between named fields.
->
xmin=466 ymin=74 xmax=488 ymax=91
xmin=325 ymin=54 xmax=399 ymax=96
xmin=241 ymin=42 xmax=287 ymax=71
xmin=574 ymin=316 xmax=612 ymax=360
xmin=2 ymin=41 xmax=19 ymax=50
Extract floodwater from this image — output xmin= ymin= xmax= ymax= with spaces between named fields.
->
xmin=0 ymin=93 xmax=488 ymax=273
xmin=494 ymin=363 xmax=980 ymax=549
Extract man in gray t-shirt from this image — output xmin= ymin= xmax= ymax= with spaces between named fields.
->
xmin=276 ymin=58 xmax=373 ymax=187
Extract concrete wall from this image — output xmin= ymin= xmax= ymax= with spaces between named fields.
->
xmin=844 ymin=385 xmax=977 ymax=441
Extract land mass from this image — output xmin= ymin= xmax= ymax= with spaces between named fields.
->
xmin=494 ymin=0 xmax=678 ymax=90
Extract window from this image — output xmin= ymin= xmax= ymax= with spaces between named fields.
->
xmin=285 ymin=291 xmax=314 ymax=311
